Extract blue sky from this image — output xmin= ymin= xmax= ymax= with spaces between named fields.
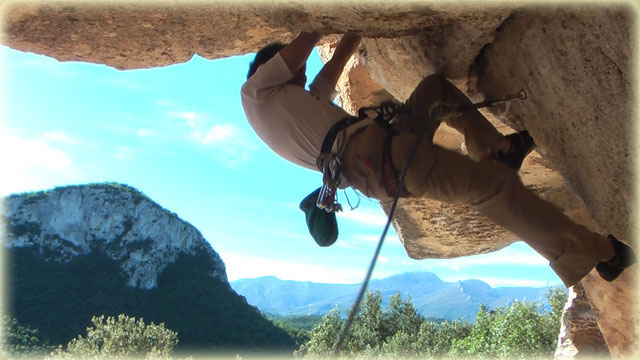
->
xmin=0 ymin=45 xmax=563 ymax=288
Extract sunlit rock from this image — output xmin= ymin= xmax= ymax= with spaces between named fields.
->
xmin=1 ymin=184 xmax=227 ymax=289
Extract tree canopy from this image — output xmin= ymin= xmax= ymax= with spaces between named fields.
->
xmin=297 ymin=287 xmax=567 ymax=359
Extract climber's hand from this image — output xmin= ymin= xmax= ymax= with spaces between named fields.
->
xmin=280 ymin=32 xmax=322 ymax=74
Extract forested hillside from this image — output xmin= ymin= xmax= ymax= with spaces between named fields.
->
xmin=5 ymin=246 xmax=296 ymax=355
xmin=2 ymin=184 xmax=297 ymax=356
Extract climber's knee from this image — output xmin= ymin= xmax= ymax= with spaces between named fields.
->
xmin=406 ymin=74 xmax=449 ymax=116
xmin=466 ymin=161 xmax=521 ymax=208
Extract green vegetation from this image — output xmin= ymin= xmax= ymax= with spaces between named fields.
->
xmin=22 ymin=189 xmax=53 ymax=205
xmin=2 ymin=316 xmax=53 ymax=357
xmin=6 ymin=243 xmax=567 ymax=359
xmin=295 ymin=288 xmax=567 ymax=359
xmin=267 ymin=314 xmax=325 ymax=332
xmin=48 ymin=314 xmax=178 ymax=359
xmin=5 ymin=273 xmax=567 ymax=359
xmin=267 ymin=315 xmax=324 ymax=348
xmin=7 ymin=221 xmax=42 ymax=238
xmin=6 ymin=247 xmax=296 ymax=356
xmin=8 ymin=182 xmax=151 ymax=208
xmin=99 ymin=182 xmax=148 ymax=206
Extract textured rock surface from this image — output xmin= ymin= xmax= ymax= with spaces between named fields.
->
xmin=0 ymin=2 xmax=519 ymax=70
xmin=581 ymin=268 xmax=638 ymax=358
xmin=317 ymin=5 xmax=638 ymax=358
xmin=469 ymin=8 xmax=637 ymax=357
xmin=555 ymin=283 xmax=610 ymax=359
xmin=475 ymin=6 xmax=635 ymax=241
xmin=319 ymin=37 xmax=590 ymax=260
xmin=1 ymin=183 xmax=227 ymax=289
xmin=1 ymin=2 xmax=637 ymax=357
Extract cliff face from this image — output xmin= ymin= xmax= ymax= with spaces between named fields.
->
xmin=555 ymin=283 xmax=609 ymax=358
xmin=1 ymin=183 xmax=227 ymax=289
xmin=1 ymin=2 xmax=636 ymax=357
xmin=1 ymin=184 xmax=297 ymax=352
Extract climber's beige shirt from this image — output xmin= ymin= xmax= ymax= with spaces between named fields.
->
xmin=241 ymin=52 xmax=368 ymax=172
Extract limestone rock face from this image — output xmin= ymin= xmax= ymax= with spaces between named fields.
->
xmin=1 ymin=2 xmax=518 ymax=70
xmin=555 ymin=283 xmax=610 ymax=359
xmin=1 ymin=2 xmax=637 ymax=357
xmin=319 ymin=36 xmax=590 ymax=261
xmin=316 ymin=6 xmax=637 ymax=357
xmin=1 ymin=184 xmax=227 ymax=289
xmin=475 ymin=6 xmax=635 ymax=241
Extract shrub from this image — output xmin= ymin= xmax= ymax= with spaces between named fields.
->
xmin=47 ymin=314 xmax=178 ymax=359
xmin=2 ymin=316 xmax=52 ymax=357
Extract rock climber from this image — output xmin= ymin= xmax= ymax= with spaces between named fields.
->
xmin=240 ymin=31 xmax=636 ymax=288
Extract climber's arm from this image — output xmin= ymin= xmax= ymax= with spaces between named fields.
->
xmin=313 ymin=32 xmax=363 ymax=90
xmin=279 ymin=32 xmax=323 ymax=74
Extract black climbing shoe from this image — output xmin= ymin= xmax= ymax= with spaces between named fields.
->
xmin=596 ymin=235 xmax=637 ymax=282
xmin=490 ymin=130 xmax=536 ymax=171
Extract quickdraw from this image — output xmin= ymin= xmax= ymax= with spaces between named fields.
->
xmin=316 ymin=154 xmax=343 ymax=212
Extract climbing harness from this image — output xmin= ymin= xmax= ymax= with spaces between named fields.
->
xmin=331 ymin=88 xmax=528 ymax=356
xmin=314 ymin=89 xmax=528 ymax=215
xmin=315 ymin=101 xmax=409 ymax=213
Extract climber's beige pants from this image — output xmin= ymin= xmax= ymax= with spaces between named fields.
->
xmin=342 ymin=74 xmax=610 ymax=287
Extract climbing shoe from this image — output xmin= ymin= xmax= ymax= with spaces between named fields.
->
xmin=490 ymin=130 xmax=536 ymax=171
xmin=596 ymin=235 xmax=637 ymax=282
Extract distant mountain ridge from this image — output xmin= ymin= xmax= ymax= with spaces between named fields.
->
xmin=231 ymin=272 xmax=558 ymax=322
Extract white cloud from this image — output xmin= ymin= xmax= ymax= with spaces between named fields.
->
xmin=168 ymin=111 xmax=200 ymax=128
xmin=114 ymin=146 xmax=134 ymax=160
xmin=137 ymin=128 xmax=158 ymax=138
xmin=356 ymin=234 xmax=381 ymax=243
xmin=0 ymin=131 xmax=72 ymax=171
xmin=0 ymin=128 xmax=78 ymax=195
xmin=203 ymin=125 xmax=233 ymax=143
xmin=355 ymin=234 xmax=402 ymax=246
xmin=164 ymin=109 xmax=257 ymax=165
xmin=188 ymin=124 xmax=234 ymax=145
xmin=155 ymin=99 xmax=176 ymax=107
xmin=201 ymin=126 xmax=258 ymax=166
xmin=270 ymin=230 xmax=311 ymax=242
xmin=41 ymin=131 xmax=85 ymax=145
xmin=24 ymin=58 xmax=57 ymax=67
xmin=454 ymin=252 xmax=548 ymax=267
xmin=180 ymin=112 xmax=198 ymax=121
xmin=421 ymin=247 xmax=549 ymax=271
xmin=335 ymin=242 xmax=360 ymax=250
xmin=338 ymin=208 xmax=388 ymax=226
xmin=378 ymin=255 xmax=389 ymax=264
xmin=18 ymin=57 xmax=78 ymax=78
xmin=104 ymin=77 xmax=144 ymax=91
xmin=444 ymin=277 xmax=555 ymax=288
xmin=222 ymin=253 xmax=369 ymax=284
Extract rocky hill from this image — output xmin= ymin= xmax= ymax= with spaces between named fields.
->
xmin=1 ymin=183 xmax=295 ymax=354
xmin=3 ymin=183 xmax=226 ymax=289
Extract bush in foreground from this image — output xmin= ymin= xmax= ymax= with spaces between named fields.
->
xmin=47 ymin=314 xmax=178 ymax=359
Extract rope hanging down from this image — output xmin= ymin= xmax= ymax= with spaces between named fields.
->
xmin=333 ymin=89 xmax=528 ymax=356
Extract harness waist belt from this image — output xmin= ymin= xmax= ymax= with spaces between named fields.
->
xmin=317 ymin=115 xmax=362 ymax=171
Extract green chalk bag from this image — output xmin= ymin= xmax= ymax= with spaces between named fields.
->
xmin=299 ymin=187 xmax=338 ymax=247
